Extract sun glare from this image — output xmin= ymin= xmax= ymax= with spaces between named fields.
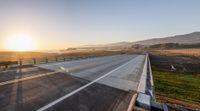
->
xmin=5 ymin=34 xmax=36 ymax=51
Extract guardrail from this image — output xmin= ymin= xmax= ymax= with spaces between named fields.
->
xmin=137 ymin=54 xmax=154 ymax=97
xmin=17 ymin=55 xmax=106 ymax=66
xmin=0 ymin=56 xmax=89 ymax=70
xmin=18 ymin=56 xmax=71 ymax=66
xmin=0 ymin=55 xmax=111 ymax=70
xmin=0 ymin=61 xmax=18 ymax=69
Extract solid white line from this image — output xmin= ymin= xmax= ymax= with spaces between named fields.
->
xmin=37 ymin=56 xmax=136 ymax=111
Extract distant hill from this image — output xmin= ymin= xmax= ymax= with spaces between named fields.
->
xmin=61 ymin=32 xmax=200 ymax=52
xmin=82 ymin=41 xmax=132 ymax=47
xmin=134 ymin=32 xmax=200 ymax=45
xmin=90 ymin=32 xmax=200 ymax=47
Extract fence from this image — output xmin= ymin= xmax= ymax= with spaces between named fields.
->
xmin=0 ymin=56 xmax=95 ymax=70
xmin=18 ymin=56 xmax=94 ymax=66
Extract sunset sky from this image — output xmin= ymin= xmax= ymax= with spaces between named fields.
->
xmin=0 ymin=0 xmax=200 ymax=51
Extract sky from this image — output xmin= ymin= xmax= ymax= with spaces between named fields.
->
xmin=0 ymin=0 xmax=200 ymax=51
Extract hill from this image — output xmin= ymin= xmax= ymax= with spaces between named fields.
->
xmin=61 ymin=32 xmax=200 ymax=52
xmin=134 ymin=32 xmax=200 ymax=45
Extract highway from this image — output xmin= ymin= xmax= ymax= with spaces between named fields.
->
xmin=0 ymin=54 xmax=145 ymax=111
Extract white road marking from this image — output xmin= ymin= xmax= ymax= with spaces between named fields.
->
xmin=37 ymin=56 xmax=136 ymax=111
xmin=0 ymin=67 xmax=39 ymax=73
xmin=0 ymin=69 xmax=16 ymax=73
xmin=0 ymin=71 xmax=60 ymax=86
xmin=59 ymin=67 xmax=69 ymax=73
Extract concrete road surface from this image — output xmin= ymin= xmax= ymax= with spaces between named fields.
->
xmin=0 ymin=54 xmax=145 ymax=111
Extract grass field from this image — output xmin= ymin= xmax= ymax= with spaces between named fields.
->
xmin=152 ymin=66 xmax=200 ymax=102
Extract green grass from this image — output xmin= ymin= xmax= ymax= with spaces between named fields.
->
xmin=152 ymin=66 xmax=200 ymax=102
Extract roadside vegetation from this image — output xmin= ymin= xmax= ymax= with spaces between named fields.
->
xmin=150 ymin=52 xmax=200 ymax=110
xmin=153 ymin=66 xmax=200 ymax=101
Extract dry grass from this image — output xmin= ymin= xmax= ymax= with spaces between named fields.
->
xmin=0 ymin=51 xmax=57 ymax=62
xmin=153 ymin=48 xmax=200 ymax=57
xmin=0 ymin=50 xmax=131 ymax=65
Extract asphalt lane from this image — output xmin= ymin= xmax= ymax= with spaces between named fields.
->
xmin=47 ymin=83 xmax=134 ymax=111
xmin=37 ymin=55 xmax=145 ymax=91
xmin=0 ymin=72 xmax=88 ymax=111
xmin=0 ymin=67 xmax=52 ymax=83
xmin=36 ymin=55 xmax=135 ymax=73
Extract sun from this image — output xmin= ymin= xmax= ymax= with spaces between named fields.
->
xmin=5 ymin=34 xmax=36 ymax=51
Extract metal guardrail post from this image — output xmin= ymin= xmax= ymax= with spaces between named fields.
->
xmin=45 ymin=57 xmax=48 ymax=63
xmin=55 ymin=57 xmax=58 ymax=62
xmin=19 ymin=59 xmax=22 ymax=66
xmin=33 ymin=58 xmax=36 ymax=64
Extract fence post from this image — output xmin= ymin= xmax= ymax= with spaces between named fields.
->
xmin=33 ymin=58 xmax=36 ymax=64
xmin=55 ymin=57 xmax=58 ymax=62
xmin=63 ymin=57 xmax=66 ymax=61
xmin=19 ymin=59 xmax=22 ymax=66
xmin=45 ymin=57 xmax=48 ymax=63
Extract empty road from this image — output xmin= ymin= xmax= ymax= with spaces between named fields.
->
xmin=0 ymin=54 xmax=145 ymax=111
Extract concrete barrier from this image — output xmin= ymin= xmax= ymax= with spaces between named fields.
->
xmin=137 ymin=54 xmax=148 ymax=93
xmin=133 ymin=54 xmax=168 ymax=111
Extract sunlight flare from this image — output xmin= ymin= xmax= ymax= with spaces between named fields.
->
xmin=5 ymin=34 xmax=36 ymax=51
